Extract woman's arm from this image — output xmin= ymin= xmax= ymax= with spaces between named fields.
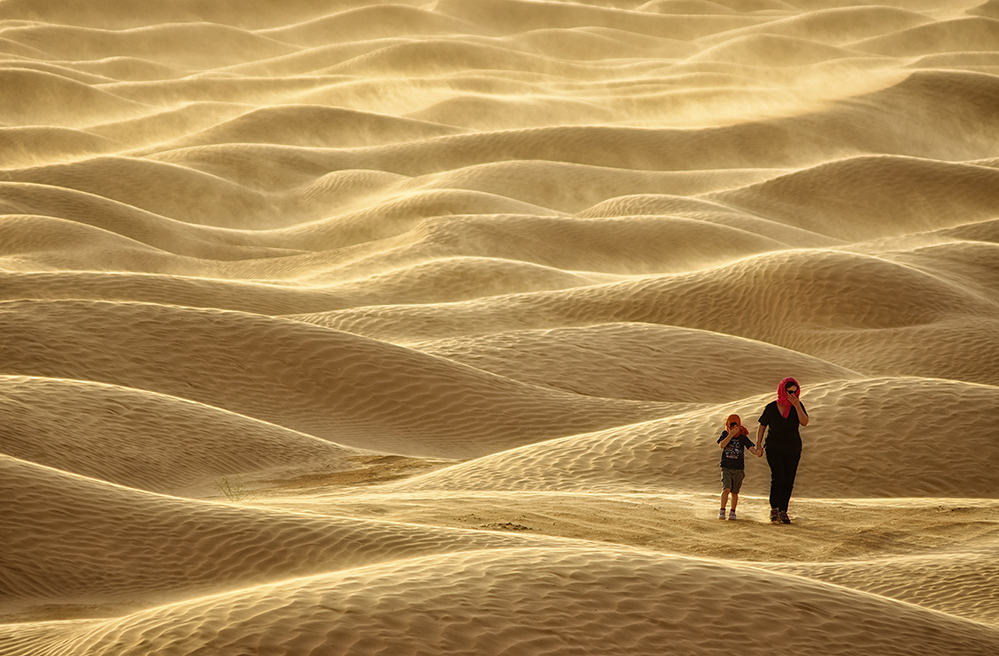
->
xmin=791 ymin=398 xmax=809 ymax=426
xmin=756 ymin=423 xmax=766 ymax=449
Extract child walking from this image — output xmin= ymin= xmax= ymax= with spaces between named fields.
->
xmin=717 ymin=414 xmax=762 ymax=520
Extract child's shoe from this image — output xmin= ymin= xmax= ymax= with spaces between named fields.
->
xmin=718 ymin=508 xmax=727 ymax=520
xmin=728 ymin=510 xmax=737 ymax=521
xmin=770 ymin=507 xmax=780 ymax=522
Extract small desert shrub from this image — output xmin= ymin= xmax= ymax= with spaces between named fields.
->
xmin=216 ymin=474 xmax=251 ymax=502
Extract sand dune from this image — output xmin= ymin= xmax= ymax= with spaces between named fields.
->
xmin=292 ymin=248 xmax=994 ymax=346
xmin=716 ymin=155 xmax=999 ymax=239
xmin=695 ymin=6 xmax=931 ymax=44
xmin=0 ymin=455 xmax=575 ymax=620
xmin=385 ymin=377 xmax=999 ymax=497
xmin=774 ymin=547 xmax=999 ymax=627
xmin=3 ymin=0 xmax=999 ymax=653
xmin=0 ymin=127 xmax=121 ymax=168
xmin=853 ymin=16 xmax=999 ymax=57
xmin=177 ymin=105 xmax=463 ymax=149
xmin=0 ymin=299 xmax=677 ymax=457
xmin=413 ymin=322 xmax=861 ymax=401
xmin=3 ymin=547 xmax=997 ymax=656
xmin=0 ymin=375 xmax=363 ymax=495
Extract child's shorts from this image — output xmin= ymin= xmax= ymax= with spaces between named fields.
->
xmin=721 ymin=467 xmax=746 ymax=493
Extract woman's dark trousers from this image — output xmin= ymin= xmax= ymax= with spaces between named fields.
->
xmin=766 ymin=448 xmax=801 ymax=512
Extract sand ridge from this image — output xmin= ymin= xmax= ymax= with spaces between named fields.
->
xmin=0 ymin=299 xmax=680 ymax=457
xmin=0 ymin=454 xmax=585 ymax=621
xmin=3 ymin=0 xmax=999 ymax=653
xmin=3 ymin=547 xmax=998 ymax=656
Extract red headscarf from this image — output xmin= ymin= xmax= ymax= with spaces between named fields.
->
xmin=725 ymin=414 xmax=749 ymax=437
xmin=776 ymin=377 xmax=800 ymax=418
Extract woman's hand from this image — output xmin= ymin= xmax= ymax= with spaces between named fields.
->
xmin=788 ymin=392 xmax=809 ymax=426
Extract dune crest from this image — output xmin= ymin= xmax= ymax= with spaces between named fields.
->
xmin=3 ymin=0 xmax=998 ymax=653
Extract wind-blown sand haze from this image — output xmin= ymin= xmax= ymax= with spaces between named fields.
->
xmin=2 ymin=0 xmax=999 ymax=654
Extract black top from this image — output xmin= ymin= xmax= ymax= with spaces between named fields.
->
xmin=758 ymin=400 xmax=806 ymax=453
xmin=718 ymin=431 xmax=755 ymax=470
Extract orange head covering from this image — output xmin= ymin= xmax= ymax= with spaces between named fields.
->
xmin=725 ymin=414 xmax=749 ymax=437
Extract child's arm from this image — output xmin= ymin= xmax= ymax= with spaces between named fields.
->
xmin=744 ymin=435 xmax=762 ymax=457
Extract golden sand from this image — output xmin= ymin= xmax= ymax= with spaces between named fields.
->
xmin=2 ymin=1 xmax=998 ymax=654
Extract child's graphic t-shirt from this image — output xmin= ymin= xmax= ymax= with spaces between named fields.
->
xmin=718 ymin=431 xmax=755 ymax=470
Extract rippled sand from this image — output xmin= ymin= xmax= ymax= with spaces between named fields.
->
xmin=2 ymin=1 xmax=999 ymax=654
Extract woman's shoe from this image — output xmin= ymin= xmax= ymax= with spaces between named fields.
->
xmin=770 ymin=507 xmax=779 ymax=522
xmin=779 ymin=511 xmax=791 ymax=524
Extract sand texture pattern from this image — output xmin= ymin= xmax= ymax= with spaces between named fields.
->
xmin=2 ymin=1 xmax=998 ymax=654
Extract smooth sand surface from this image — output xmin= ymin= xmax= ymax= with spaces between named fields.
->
xmin=2 ymin=1 xmax=998 ymax=654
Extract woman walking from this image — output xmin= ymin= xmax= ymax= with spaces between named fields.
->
xmin=756 ymin=377 xmax=809 ymax=524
